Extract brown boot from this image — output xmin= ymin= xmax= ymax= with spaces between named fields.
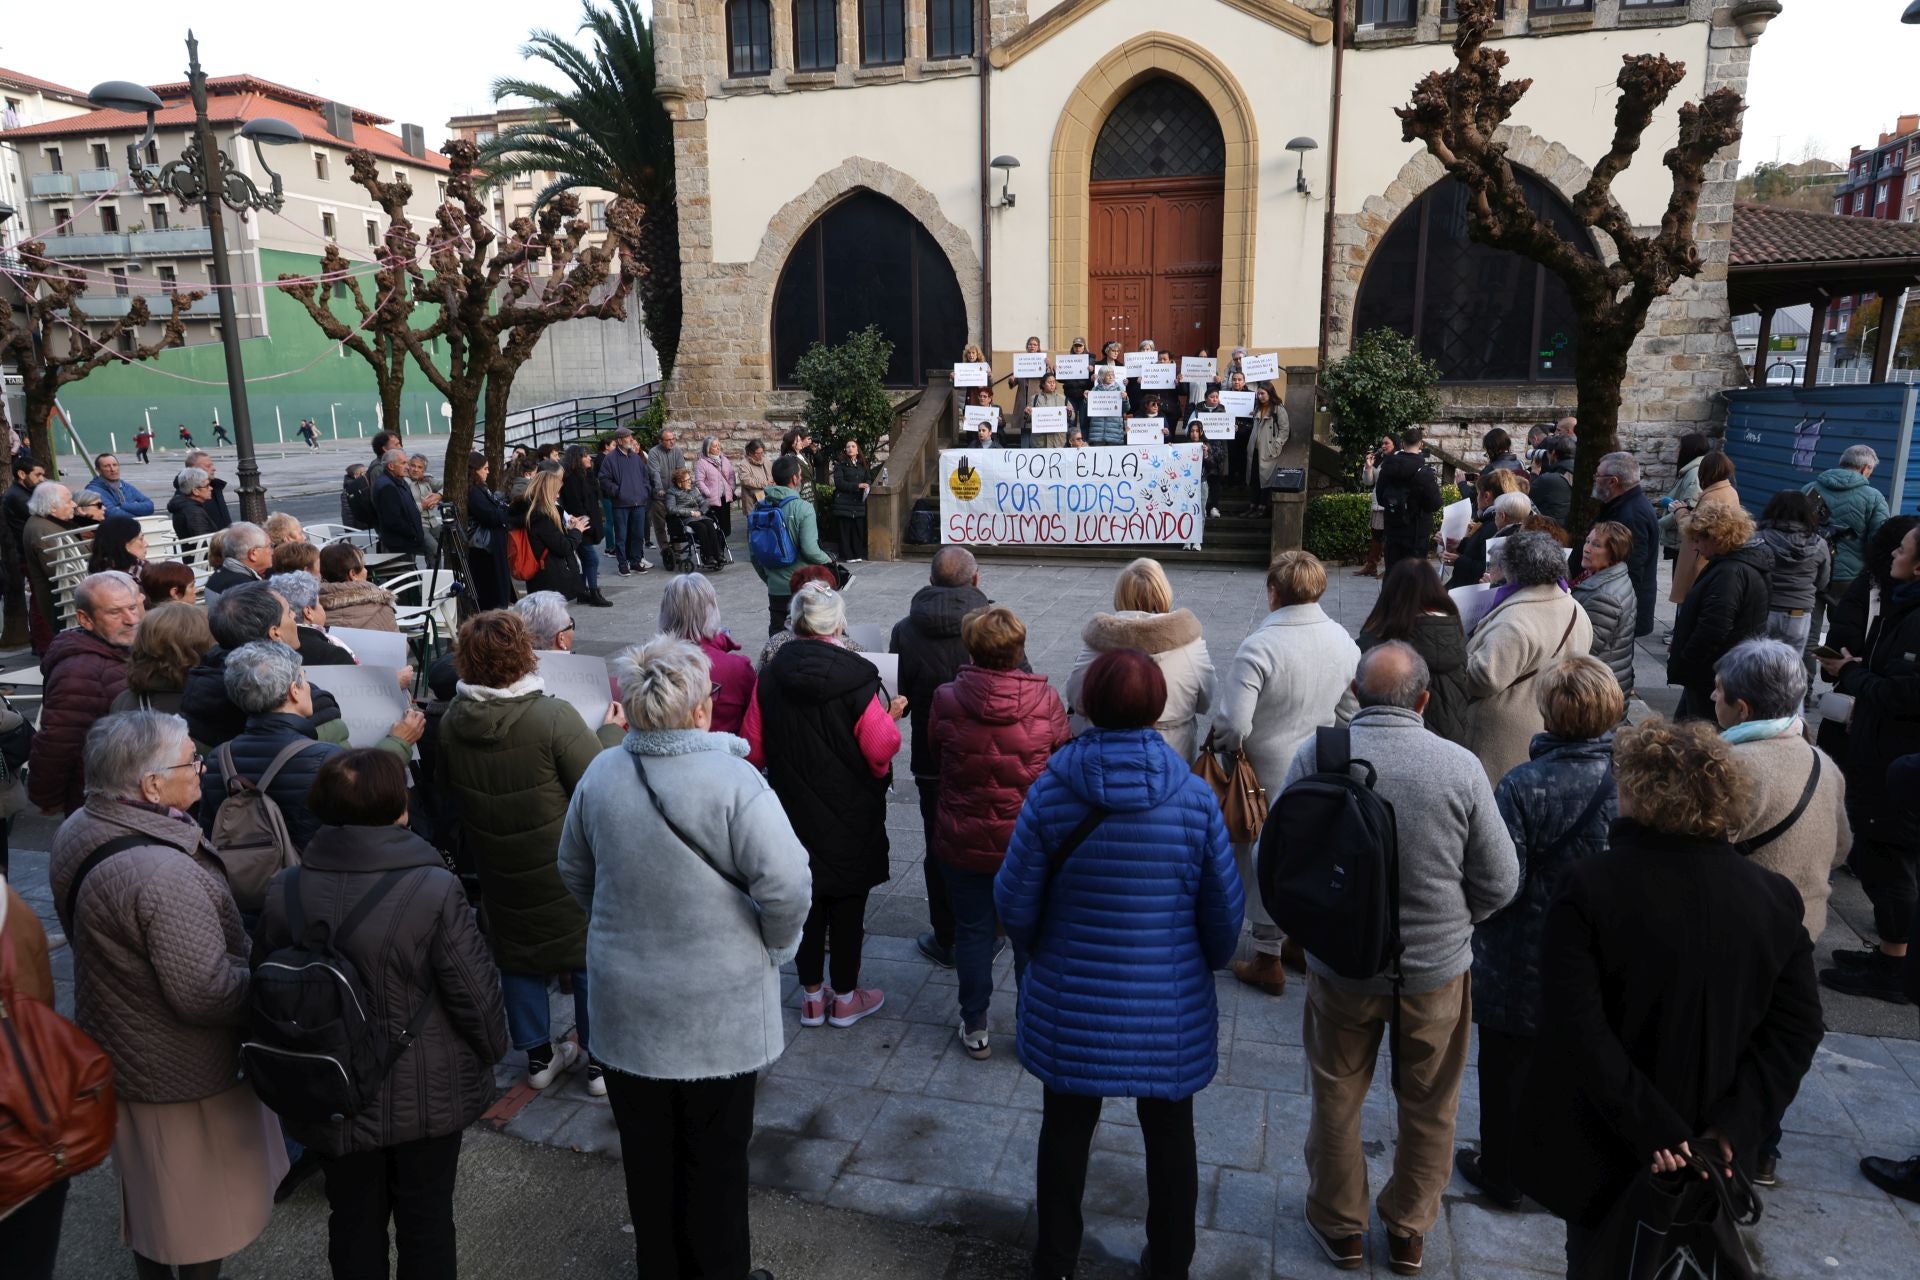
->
xmin=1280 ymin=936 xmax=1306 ymax=973
xmin=1231 ymin=951 xmax=1287 ymax=997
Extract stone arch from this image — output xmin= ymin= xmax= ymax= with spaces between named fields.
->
xmin=1049 ymin=33 xmax=1259 ymax=351
xmin=751 ymin=157 xmax=983 ymax=381
xmin=1325 ymin=127 xmax=1612 ymax=363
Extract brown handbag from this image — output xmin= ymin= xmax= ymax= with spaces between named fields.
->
xmin=1193 ymin=730 xmax=1268 ymax=843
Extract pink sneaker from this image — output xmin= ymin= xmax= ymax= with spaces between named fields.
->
xmin=799 ymin=988 xmax=829 ymax=1027
xmin=828 ymin=987 xmax=885 ymax=1028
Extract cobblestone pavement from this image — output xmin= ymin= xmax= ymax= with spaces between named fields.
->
xmin=11 ymin=456 xmax=1920 ymax=1276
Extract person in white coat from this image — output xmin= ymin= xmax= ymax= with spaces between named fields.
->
xmin=1462 ymin=531 xmax=1595 ymax=785
xmin=1064 ymin=558 xmax=1216 ymax=761
xmin=1211 ymin=551 xmax=1361 ymax=996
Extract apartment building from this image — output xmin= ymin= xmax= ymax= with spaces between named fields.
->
xmin=1827 ymin=115 xmax=1919 ymax=336
xmin=445 ymin=106 xmax=621 ymax=264
xmin=1 ymin=68 xmax=96 ymax=243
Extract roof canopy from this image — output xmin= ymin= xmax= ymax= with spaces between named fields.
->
xmin=1729 ymin=202 xmax=1920 ymax=315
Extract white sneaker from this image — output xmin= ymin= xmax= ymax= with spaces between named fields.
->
xmin=1209 ymin=507 xmax=1221 ymax=518
xmin=585 ymin=1060 xmax=607 ymax=1098
xmin=526 ymin=1040 xmax=580 ymax=1090
xmin=636 ymin=558 xmax=654 ymax=572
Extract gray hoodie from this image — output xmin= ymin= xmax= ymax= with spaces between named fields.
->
xmin=1758 ymin=520 xmax=1831 ymax=612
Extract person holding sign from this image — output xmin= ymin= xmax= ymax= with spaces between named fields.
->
xmin=1026 ymin=373 xmax=1076 ymax=443
xmin=1011 ymin=335 xmax=1049 ymax=437
xmin=1085 ymin=368 xmax=1127 ymax=446
xmin=1130 ymin=393 xmax=1172 ymax=446
xmin=1182 ymin=350 xmax=1216 ymax=417
xmin=1185 ymin=422 xmax=1229 ymax=525
xmin=1057 ymin=338 xmax=1092 ymax=425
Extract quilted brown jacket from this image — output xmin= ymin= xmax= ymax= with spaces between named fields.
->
xmin=319 ymin=579 xmax=399 ymax=632
xmin=49 ymin=795 xmax=251 ymax=1104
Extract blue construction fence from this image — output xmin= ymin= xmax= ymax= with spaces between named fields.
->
xmin=1719 ymin=384 xmax=1920 ymax=516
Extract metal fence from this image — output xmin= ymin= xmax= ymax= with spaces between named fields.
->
xmin=492 ymin=381 xmax=661 ymax=453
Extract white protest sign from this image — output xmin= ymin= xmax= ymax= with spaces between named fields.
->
xmin=1241 ymin=353 xmax=1280 ymax=381
xmin=859 ymin=652 xmax=901 ymax=702
xmin=1030 ymin=406 xmax=1070 ymax=436
xmin=846 ymin=623 xmax=888 ymax=653
xmin=327 ymin=626 xmax=409 ymax=670
xmin=1450 ymin=583 xmax=1500 ymax=633
xmin=1054 ymin=354 xmax=1090 ymax=380
xmin=964 ymin=404 xmax=1001 ymax=430
xmin=953 ymin=362 xmax=990 ymax=387
xmin=1196 ymin=412 xmax=1235 ymax=440
xmin=1140 ymin=363 xmax=1177 ymax=390
xmin=939 ymin=446 xmax=1205 ymax=547
xmin=1013 ymin=352 xmax=1049 ymax=380
xmin=1127 ymin=421 xmax=1165 ymax=445
xmin=1087 ymin=389 xmax=1125 ymax=417
xmin=303 ymin=664 xmax=412 ymax=748
xmin=1439 ymin=497 xmax=1472 ymax=547
xmin=1218 ymin=391 xmax=1256 ymax=417
xmin=1180 ymin=357 xmax=1217 ymax=383
xmin=1123 ymin=351 xmax=1156 ymax=373
xmin=537 ymin=651 xmax=615 ymax=735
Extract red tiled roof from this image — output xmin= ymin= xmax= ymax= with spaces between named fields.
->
xmin=0 ymin=66 xmax=89 ymax=103
xmin=1731 ymin=202 xmax=1920 ymax=268
xmin=0 ymin=80 xmax=446 ymax=172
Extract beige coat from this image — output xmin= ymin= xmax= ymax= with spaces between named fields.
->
xmin=1669 ymin=478 xmax=1740 ymax=603
xmin=1462 ymin=585 xmax=1594 ymax=784
xmin=738 ymin=455 xmax=775 ymax=512
xmin=1065 ymin=608 xmax=1217 ymax=761
xmin=1729 ymin=733 xmax=1850 ymax=941
xmin=319 ymin=579 xmax=399 ymax=632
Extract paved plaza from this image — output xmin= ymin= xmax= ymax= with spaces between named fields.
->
xmin=10 ymin=439 xmax=1920 ymax=1277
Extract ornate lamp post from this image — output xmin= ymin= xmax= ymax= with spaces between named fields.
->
xmin=90 ymin=32 xmax=300 ymax=522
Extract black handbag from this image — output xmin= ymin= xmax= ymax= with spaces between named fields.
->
xmin=1580 ymin=1146 xmax=1761 ymax=1280
xmin=1264 ymin=466 xmax=1305 ymax=493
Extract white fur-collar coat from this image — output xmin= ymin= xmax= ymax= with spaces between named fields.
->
xmin=1063 ymin=608 xmax=1217 ymax=762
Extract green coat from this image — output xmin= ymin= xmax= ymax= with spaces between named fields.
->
xmin=754 ymin=483 xmax=833 ymax=596
xmin=1805 ymin=466 xmax=1890 ymax=585
xmin=436 ymin=688 xmax=620 ymax=973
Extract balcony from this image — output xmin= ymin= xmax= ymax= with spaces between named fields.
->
xmin=41 ymin=233 xmax=130 ymax=258
xmin=129 ymin=227 xmax=212 ymax=255
xmin=72 ymin=294 xmax=221 ymax=321
xmin=76 ymin=169 xmax=119 ymax=194
xmin=28 ymin=172 xmax=78 ymax=199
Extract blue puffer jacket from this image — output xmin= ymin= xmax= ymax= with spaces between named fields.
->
xmin=994 ymin=729 xmax=1243 ymax=1100
xmin=1470 ymin=732 xmax=1616 ymax=1037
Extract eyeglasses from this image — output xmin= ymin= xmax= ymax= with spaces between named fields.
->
xmin=150 ymin=756 xmax=205 ymax=777
xmin=561 ymin=619 xmax=576 ymax=635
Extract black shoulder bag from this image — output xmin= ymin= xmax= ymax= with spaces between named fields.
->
xmin=1033 ymin=806 xmax=1109 ymax=947
xmin=629 ymin=752 xmax=750 ymax=894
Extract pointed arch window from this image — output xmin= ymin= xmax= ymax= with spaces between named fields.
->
xmin=727 ymin=0 xmax=772 ymax=77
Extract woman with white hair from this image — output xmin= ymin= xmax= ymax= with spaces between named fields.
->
xmin=657 ymin=572 xmax=756 ymax=735
xmin=744 ymin=586 xmax=908 ymax=1029
xmin=558 ymin=636 xmax=811 ymax=1280
xmin=49 ymin=710 xmax=287 ymax=1279
xmin=267 ymin=570 xmax=355 ymax=666
xmin=695 ymin=436 xmax=739 ymax=541
xmin=1462 ymin=531 xmax=1594 ymax=783
xmin=167 ymin=466 xmax=219 ymax=541
xmin=22 ymin=480 xmax=80 ymax=650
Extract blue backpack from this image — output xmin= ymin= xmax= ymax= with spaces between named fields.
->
xmin=747 ymin=494 xmax=801 ymax=569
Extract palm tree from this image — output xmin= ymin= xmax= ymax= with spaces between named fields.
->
xmin=481 ymin=0 xmax=680 ymax=379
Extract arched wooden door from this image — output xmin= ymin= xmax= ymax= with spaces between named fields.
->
xmin=1088 ymin=78 xmax=1225 ymax=354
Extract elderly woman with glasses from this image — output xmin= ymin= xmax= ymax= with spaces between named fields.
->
xmin=168 ymin=466 xmax=219 ymax=542
xmin=658 ymin=573 xmax=756 ymax=735
xmin=49 ymin=710 xmax=286 ymax=1280
xmin=558 ymin=636 xmax=811 ymax=1280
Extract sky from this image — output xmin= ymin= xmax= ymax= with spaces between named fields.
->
xmin=0 ymin=0 xmax=1903 ymax=168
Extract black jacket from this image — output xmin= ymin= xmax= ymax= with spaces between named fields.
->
xmin=1596 ymin=484 xmax=1661 ymax=637
xmin=516 ymin=504 xmax=582 ymax=601
xmin=168 ymin=491 xmax=218 ymax=541
xmin=832 ymin=460 xmax=871 ymax=520
xmin=252 ymin=824 xmax=507 ymax=1156
xmin=342 ymin=474 xmax=375 ymax=530
xmin=1447 ymin=508 xmax=1499 ymax=591
xmin=1376 ymin=449 xmax=1442 ymax=531
xmin=1359 ymin=612 xmax=1469 ymax=745
xmin=182 ymin=647 xmax=343 ymax=748
xmin=756 ymin=638 xmax=889 ymax=896
xmin=891 ymin=582 xmax=990 ymax=778
xmin=560 ymin=468 xmax=604 ymax=545
xmin=199 ymin=712 xmax=339 ymax=852
xmin=2 ymin=481 xmax=31 ymax=564
xmin=465 ymin=487 xmax=513 ymax=612
xmin=1667 ymin=539 xmax=1773 ymax=704
xmin=296 ymin=624 xmax=357 ymax=667
xmin=372 ymin=468 xmax=429 ymax=556
xmin=205 ymin=564 xmax=263 ymax=596
xmin=1531 ymin=462 xmax=1575 ymax=527
xmin=1516 ymin=818 xmax=1822 ymax=1227
xmin=205 ymin=477 xmax=233 ymax=530
xmin=1835 ymin=579 xmax=1920 ymax=840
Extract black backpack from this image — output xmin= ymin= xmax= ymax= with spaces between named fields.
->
xmin=242 ymin=867 xmax=433 ymax=1125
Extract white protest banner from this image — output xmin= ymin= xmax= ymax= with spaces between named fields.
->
xmin=1123 ymin=350 xmax=1156 ymax=373
xmin=1127 ymin=421 xmax=1164 ymax=445
xmin=1140 ymin=363 xmax=1177 ymax=390
xmin=327 ymin=626 xmax=409 ymax=670
xmin=1055 ymin=354 xmax=1090 ymax=380
xmin=1030 ymin=406 xmax=1070 ymax=436
xmin=1218 ymin=390 xmax=1256 ymax=417
xmin=964 ymin=404 xmax=1001 ymax=430
xmin=940 ymin=445 xmax=1204 ymax=547
xmin=859 ymin=652 xmax=901 ymax=701
xmin=1439 ymin=497 xmax=1472 ymax=547
xmin=1450 ymin=583 xmax=1500 ymax=633
xmin=1012 ymin=352 xmax=1049 ymax=380
xmin=1196 ymin=412 xmax=1235 ymax=440
xmin=1180 ymin=356 xmax=1217 ymax=383
xmin=303 ymin=665 xmax=412 ymax=748
xmin=1086 ymin=389 xmax=1124 ymax=417
xmin=537 ymin=651 xmax=615 ymax=735
xmin=953 ymin=362 xmax=990 ymax=387
xmin=1241 ymin=353 xmax=1280 ymax=381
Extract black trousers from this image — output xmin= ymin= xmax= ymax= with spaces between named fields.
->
xmin=1850 ymin=829 xmax=1918 ymax=944
xmin=1474 ymin=1026 xmax=1533 ymax=1194
xmin=768 ymin=593 xmax=789 ymax=638
xmin=321 ymin=1131 xmax=463 ymax=1280
xmin=916 ymin=778 xmax=955 ymax=950
xmin=707 ymin=503 xmax=733 ymax=538
xmin=0 ymin=1178 xmax=67 ymax=1280
xmin=837 ymin=515 xmax=868 ymax=561
xmin=605 ymin=1069 xmax=757 ymax=1280
xmin=795 ymin=891 xmax=869 ymax=992
xmin=1383 ymin=526 xmax=1426 ymax=570
xmin=1034 ymin=1089 xmax=1196 ymax=1280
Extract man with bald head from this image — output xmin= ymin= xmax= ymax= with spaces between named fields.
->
xmin=890 ymin=545 xmax=994 ymax=967
xmin=1285 ymin=640 xmax=1518 ymax=1274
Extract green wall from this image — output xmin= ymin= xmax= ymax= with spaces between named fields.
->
xmin=51 ymin=249 xmax=455 ymax=455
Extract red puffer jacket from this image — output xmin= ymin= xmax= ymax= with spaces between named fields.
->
xmin=928 ymin=666 xmax=1070 ymax=874
xmin=29 ymin=628 xmax=131 ymax=814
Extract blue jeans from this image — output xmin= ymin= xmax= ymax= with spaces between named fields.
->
xmin=501 ymin=970 xmax=590 ymax=1055
xmin=939 ymin=862 xmax=1004 ymax=1027
xmin=578 ymin=540 xmax=601 ymax=590
xmin=607 ymin=504 xmax=648 ymax=567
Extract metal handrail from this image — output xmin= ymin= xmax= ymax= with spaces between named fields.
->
xmin=492 ymin=380 xmax=663 ymax=453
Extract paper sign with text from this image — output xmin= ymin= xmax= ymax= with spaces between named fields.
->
xmin=303 ymin=665 xmax=412 ymax=749
xmin=941 ymin=446 xmax=1204 ymax=546
xmin=1218 ymin=391 xmax=1256 ymax=417
xmin=859 ymin=652 xmax=901 ymax=702
xmin=1086 ymin=389 xmax=1125 ymax=417
xmin=1241 ymin=353 xmax=1279 ymax=381
xmin=1030 ymin=406 xmax=1070 ymax=435
xmin=1195 ymin=412 xmax=1235 ymax=440
xmin=1180 ymin=357 xmax=1217 ymax=383
xmin=327 ymin=626 xmax=410 ymax=671
xmin=1123 ymin=351 xmax=1156 ymax=373
xmin=953 ymin=362 xmax=990 ymax=387
xmin=537 ymin=651 xmax=616 ymax=738
xmin=1012 ymin=353 xmax=1049 ymax=380
xmin=1054 ymin=354 xmax=1090 ymax=380
xmin=964 ymin=404 xmax=1001 ymax=429
xmin=1140 ymin=363 xmax=1177 ymax=390
xmin=1127 ymin=421 xmax=1165 ymax=445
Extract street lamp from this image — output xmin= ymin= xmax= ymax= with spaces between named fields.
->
xmin=90 ymin=33 xmax=300 ymax=523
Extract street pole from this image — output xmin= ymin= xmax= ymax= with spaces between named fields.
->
xmin=186 ymin=32 xmax=266 ymax=522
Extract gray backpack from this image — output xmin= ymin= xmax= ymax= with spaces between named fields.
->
xmin=210 ymin=740 xmax=315 ymax=914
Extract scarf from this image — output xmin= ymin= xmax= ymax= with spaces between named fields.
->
xmin=454 ymin=672 xmax=545 ymax=701
xmin=1722 ymin=716 xmax=1802 ymax=745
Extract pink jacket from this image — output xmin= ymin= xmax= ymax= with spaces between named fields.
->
xmin=701 ymin=631 xmax=758 ymax=736
xmin=697 ymin=454 xmax=737 ymax=509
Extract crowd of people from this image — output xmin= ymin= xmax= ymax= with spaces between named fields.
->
xmin=0 ymin=404 xmax=1912 ymax=1280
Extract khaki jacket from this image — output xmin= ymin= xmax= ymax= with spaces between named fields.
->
xmin=1463 ymin=586 xmax=1595 ymax=784
xmin=1669 ymin=479 xmax=1740 ymax=603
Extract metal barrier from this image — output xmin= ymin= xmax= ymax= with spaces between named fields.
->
xmin=492 ymin=381 xmax=663 ymax=454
